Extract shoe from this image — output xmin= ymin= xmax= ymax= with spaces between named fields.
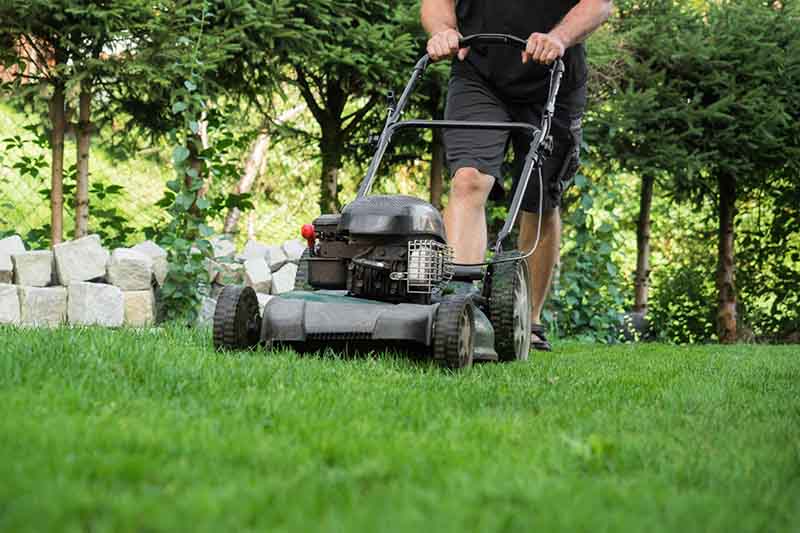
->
xmin=531 ymin=324 xmax=552 ymax=352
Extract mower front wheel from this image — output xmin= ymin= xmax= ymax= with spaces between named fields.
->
xmin=487 ymin=252 xmax=532 ymax=361
xmin=433 ymin=296 xmax=475 ymax=370
xmin=213 ymin=286 xmax=262 ymax=351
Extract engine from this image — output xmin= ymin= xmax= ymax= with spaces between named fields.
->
xmin=305 ymin=196 xmax=454 ymax=304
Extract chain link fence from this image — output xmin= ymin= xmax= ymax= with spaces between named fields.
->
xmin=0 ymin=122 xmax=170 ymax=249
xmin=0 ymin=134 xmax=52 ymax=248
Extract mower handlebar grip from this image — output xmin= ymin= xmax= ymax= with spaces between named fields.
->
xmin=458 ymin=33 xmax=529 ymax=51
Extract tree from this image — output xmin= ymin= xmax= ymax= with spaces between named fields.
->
xmin=0 ymin=0 xmax=153 ymax=245
xmin=594 ymin=0 xmax=800 ymax=342
xmin=587 ymin=1 xmax=705 ymax=323
xmin=276 ymin=0 xmax=417 ymax=213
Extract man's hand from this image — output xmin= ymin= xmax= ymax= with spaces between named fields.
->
xmin=522 ymin=32 xmax=566 ymax=65
xmin=427 ymin=28 xmax=470 ymax=62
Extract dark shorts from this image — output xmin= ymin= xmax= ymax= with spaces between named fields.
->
xmin=443 ymin=73 xmax=586 ymax=212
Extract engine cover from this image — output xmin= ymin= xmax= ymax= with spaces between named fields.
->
xmin=339 ymin=195 xmax=446 ymax=241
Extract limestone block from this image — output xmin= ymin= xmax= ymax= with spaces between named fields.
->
xmin=244 ymin=258 xmax=272 ymax=294
xmin=209 ymin=260 xmax=245 ymax=285
xmin=67 ymin=282 xmax=124 ymax=327
xmin=210 ymin=283 xmax=225 ymax=300
xmin=54 ymin=235 xmax=109 ymax=285
xmin=0 ymin=284 xmax=20 ymax=324
xmin=107 ymin=248 xmax=153 ymax=291
xmin=282 ymin=240 xmax=306 ymax=262
xmin=0 ymin=235 xmax=25 ymax=284
xmin=268 ymin=245 xmax=288 ymax=272
xmin=210 ymin=236 xmax=236 ymax=259
xmin=205 ymin=258 xmax=220 ymax=283
xmin=12 ymin=251 xmax=53 ymax=287
xmin=123 ymin=290 xmax=155 ymax=327
xmin=131 ymin=241 xmax=168 ymax=286
xmin=257 ymin=293 xmax=274 ymax=315
xmin=271 ymin=263 xmax=298 ymax=295
xmin=18 ymin=286 xmax=67 ymax=327
xmin=237 ymin=240 xmax=270 ymax=262
xmin=198 ymin=296 xmax=217 ymax=326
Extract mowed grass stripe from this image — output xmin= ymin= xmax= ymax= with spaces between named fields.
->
xmin=0 ymin=327 xmax=798 ymax=533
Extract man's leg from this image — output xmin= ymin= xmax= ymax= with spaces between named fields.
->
xmin=443 ymin=167 xmax=496 ymax=263
xmin=518 ymin=208 xmax=561 ymax=327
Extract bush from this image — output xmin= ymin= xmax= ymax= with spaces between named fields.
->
xmin=649 ymin=256 xmax=717 ymax=344
xmin=546 ymin=165 xmax=628 ymax=343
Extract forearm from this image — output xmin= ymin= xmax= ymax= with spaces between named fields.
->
xmin=421 ymin=0 xmax=457 ymax=35
xmin=551 ymin=0 xmax=613 ymax=48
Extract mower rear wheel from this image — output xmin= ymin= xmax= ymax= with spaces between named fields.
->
xmin=213 ymin=286 xmax=262 ymax=351
xmin=433 ymin=296 xmax=475 ymax=370
xmin=487 ymin=252 xmax=532 ymax=361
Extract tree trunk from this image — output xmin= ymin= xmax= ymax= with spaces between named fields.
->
xmin=716 ymin=174 xmax=737 ymax=344
xmin=427 ymin=81 xmax=445 ymax=210
xmin=49 ymin=81 xmax=66 ymax=246
xmin=184 ymin=133 xmax=205 ymax=224
xmin=74 ymin=81 xmax=91 ymax=238
xmin=633 ymin=174 xmax=655 ymax=314
xmin=319 ymin=132 xmax=343 ymax=214
xmin=223 ymin=130 xmax=270 ymax=234
xmin=247 ymin=212 xmax=256 ymax=241
xmin=430 ymin=128 xmax=444 ymax=210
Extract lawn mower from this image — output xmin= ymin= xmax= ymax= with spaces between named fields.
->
xmin=213 ymin=34 xmax=565 ymax=369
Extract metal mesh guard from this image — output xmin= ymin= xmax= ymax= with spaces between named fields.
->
xmin=405 ymin=240 xmax=455 ymax=294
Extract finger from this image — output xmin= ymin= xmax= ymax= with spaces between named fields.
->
xmin=532 ymin=39 xmax=546 ymax=63
xmin=440 ymin=37 xmax=455 ymax=58
xmin=446 ymin=32 xmax=460 ymax=54
xmin=458 ymin=46 xmax=470 ymax=61
xmin=544 ymin=49 xmax=559 ymax=64
xmin=531 ymin=34 xmax=546 ymax=62
xmin=427 ymin=40 xmax=437 ymax=59
xmin=430 ymin=37 xmax=446 ymax=60
xmin=433 ymin=41 xmax=447 ymax=60
xmin=525 ymin=35 xmax=537 ymax=57
xmin=536 ymin=43 xmax=553 ymax=63
xmin=524 ymin=35 xmax=538 ymax=64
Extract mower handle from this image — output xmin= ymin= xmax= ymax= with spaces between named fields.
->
xmin=458 ymin=33 xmax=529 ymax=51
xmin=357 ymin=33 xmax=565 ymax=209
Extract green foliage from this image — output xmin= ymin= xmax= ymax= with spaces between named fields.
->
xmin=649 ymin=253 xmax=718 ymax=344
xmin=0 ymin=0 xmax=153 ymax=86
xmin=548 ymin=168 xmax=627 ymax=342
xmin=112 ymin=0 xmax=293 ymax=137
xmin=1 ymin=326 xmax=799 ymax=531
xmin=735 ymin=182 xmax=800 ymax=340
xmin=148 ymin=1 xmax=267 ymax=323
xmin=154 ymin=73 xmax=216 ymax=324
xmin=276 ymin=0 xmax=419 ymax=212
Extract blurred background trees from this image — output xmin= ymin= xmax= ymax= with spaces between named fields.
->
xmin=1 ymin=0 xmax=798 ymax=342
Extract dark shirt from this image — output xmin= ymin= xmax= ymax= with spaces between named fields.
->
xmin=453 ymin=0 xmax=588 ymax=103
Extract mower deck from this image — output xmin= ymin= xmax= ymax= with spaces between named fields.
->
xmin=261 ymin=291 xmax=499 ymax=362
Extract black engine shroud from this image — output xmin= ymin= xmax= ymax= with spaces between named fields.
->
xmin=306 ymin=195 xmax=448 ymax=304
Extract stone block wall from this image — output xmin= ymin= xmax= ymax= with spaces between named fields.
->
xmin=0 ymin=234 xmax=305 ymax=328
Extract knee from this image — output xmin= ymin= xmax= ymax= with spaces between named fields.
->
xmin=450 ymin=168 xmax=494 ymax=204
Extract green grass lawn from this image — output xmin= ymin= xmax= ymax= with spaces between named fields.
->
xmin=0 ymin=327 xmax=798 ymax=533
